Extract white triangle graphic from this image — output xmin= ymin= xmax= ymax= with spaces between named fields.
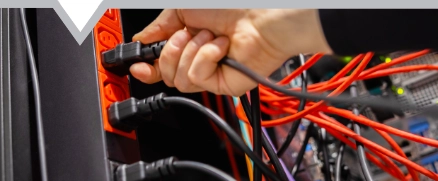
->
xmin=58 ymin=0 xmax=103 ymax=32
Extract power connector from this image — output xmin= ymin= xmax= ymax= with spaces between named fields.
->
xmin=108 ymin=93 xmax=168 ymax=132
xmin=115 ymin=157 xmax=177 ymax=181
xmin=102 ymin=40 xmax=167 ymax=76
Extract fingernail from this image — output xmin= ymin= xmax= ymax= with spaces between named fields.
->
xmin=132 ymin=33 xmax=142 ymax=41
xmin=216 ymin=36 xmax=229 ymax=46
xmin=170 ymin=30 xmax=189 ymax=48
xmin=193 ymin=30 xmax=213 ymax=45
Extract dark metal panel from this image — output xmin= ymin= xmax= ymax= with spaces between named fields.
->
xmin=9 ymin=8 xmax=36 ymax=181
xmin=1 ymin=8 xmax=41 ymax=181
xmin=36 ymin=9 xmax=110 ymax=181
xmin=105 ymin=132 xmax=140 ymax=164
xmin=0 ymin=8 xmax=14 ymax=181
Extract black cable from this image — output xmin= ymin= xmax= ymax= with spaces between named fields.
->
xmin=20 ymin=8 xmax=49 ymax=181
xmin=291 ymin=123 xmax=314 ymax=177
xmin=162 ymin=97 xmax=283 ymax=181
xmin=335 ymin=123 xmax=352 ymax=181
xmin=173 ymin=161 xmax=237 ymax=181
xmin=319 ymin=128 xmax=332 ymax=181
xmin=239 ymin=95 xmax=253 ymax=121
xmin=239 ymin=95 xmax=289 ymax=181
xmin=277 ymin=54 xmax=308 ymax=157
xmin=103 ymin=41 xmax=410 ymax=112
xmin=350 ymin=82 xmax=373 ymax=181
xmin=116 ymin=157 xmax=236 ymax=181
xmin=358 ymin=105 xmax=368 ymax=115
xmin=250 ymin=88 xmax=263 ymax=181
xmin=220 ymin=58 xmax=407 ymax=112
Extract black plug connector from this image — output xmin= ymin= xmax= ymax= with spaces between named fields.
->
xmin=102 ymin=40 xmax=167 ymax=76
xmin=115 ymin=156 xmax=236 ymax=181
xmin=115 ymin=157 xmax=177 ymax=181
xmin=108 ymin=93 xmax=168 ymax=132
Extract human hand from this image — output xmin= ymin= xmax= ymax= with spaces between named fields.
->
xmin=130 ymin=9 xmax=332 ymax=96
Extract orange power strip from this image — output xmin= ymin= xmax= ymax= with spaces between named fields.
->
xmin=93 ymin=9 xmax=137 ymax=140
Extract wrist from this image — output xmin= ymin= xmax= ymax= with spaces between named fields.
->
xmin=251 ymin=9 xmax=333 ymax=58
xmin=297 ymin=9 xmax=333 ymax=54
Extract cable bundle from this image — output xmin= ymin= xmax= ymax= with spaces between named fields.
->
xmin=102 ymin=39 xmax=438 ymax=181
xmin=233 ymin=50 xmax=438 ymax=181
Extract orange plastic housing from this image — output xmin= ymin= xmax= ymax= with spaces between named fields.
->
xmin=93 ymin=9 xmax=137 ymax=140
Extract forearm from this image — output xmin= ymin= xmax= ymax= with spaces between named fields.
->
xmin=318 ymin=9 xmax=438 ymax=55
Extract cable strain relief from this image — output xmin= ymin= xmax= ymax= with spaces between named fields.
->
xmin=153 ymin=40 xmax=166 ymax=57
xmin=144 ymin=156 xmax=178 ymax=179
xmin=141 ymin=40 xmax=167 ymax=63
xmin=137 ymin=92 xmax=168 ymax=116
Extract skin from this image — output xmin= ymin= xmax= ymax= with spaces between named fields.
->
xmin=131 ymin=9 xmax=333 ymax=96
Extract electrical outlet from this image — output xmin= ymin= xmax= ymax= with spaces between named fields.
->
xmin=94 ymin=9 xmax=136 ymax=140
xmin=94 ymin=22 xmax=124 ymax=75
xmin=100 ymin=9 xmax=122 ymax=33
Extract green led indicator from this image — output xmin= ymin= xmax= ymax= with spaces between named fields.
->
xmin=341 ymin=56 xmax=353 ymax=63
xmin=396 ymin=88 xmax=404 ymax=95
xmin=385 ymin=57 xmax=392 ymax=63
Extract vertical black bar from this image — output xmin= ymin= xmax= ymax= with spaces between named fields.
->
xmin=36 ymin=9 xmax=111 ymax=181
xmin=1 ymin=8 xmax=41 ymax=181
xmin=10 ymin=8 xmax=36 ymax=181
xmin=0 ymin=8 xmax=14 ymax=181
xmin=250 ymin=88 xmax=262 ymax=181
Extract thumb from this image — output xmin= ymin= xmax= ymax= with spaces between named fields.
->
xmin=133 ymin=9 xmax=185 ymax=43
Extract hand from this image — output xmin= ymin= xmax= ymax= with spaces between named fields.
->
xmin=130 ymin=9 xmax=332 ymax=96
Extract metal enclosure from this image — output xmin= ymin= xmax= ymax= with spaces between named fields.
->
xmin=0 ymin=8 xmax=39 ymax=181
xmin=35 ymin=8 xmax=140 ymax=181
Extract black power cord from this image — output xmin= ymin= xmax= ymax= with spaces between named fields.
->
xmin=163 ymin=96 xmax=282 ymax=181
xmin=108 ymin=93 xmax=283 ymax=181
xmin=250 ymin=88 xmax=263 ymax=181
xmin=319 ymin=128 xmax=332 ymax=181
xmin=291 ymin=123 xmax=315 ymax=177
xmin=116 ymin=156 xmax=236 ymax=181
xmin=109 ymin=94 xmax=283 ymax=181
xmin=101 ymin=41 xmax=408 ymax=112
xmin=20 ymin=8 xmax=49 ymax=181
xmin=239 ymin=95 xmax=289 ymax=181
xmin=173 ymin=161 xmax=235 ymax=181
xmin=220 ymin=58 xmax=406 ymax=112
xmin=335 ymin=123 xmax=351 ymax=181
xmin=349 ymin=82 xmax=373 ymax=181
xmin=276 ymin=54 xmax=308 ymax=157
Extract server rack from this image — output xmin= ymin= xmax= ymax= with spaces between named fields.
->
xmin=0 ymin=8 xmax=40 ymax=181
xmin=0 ymin=8 xmax=246 ymax=181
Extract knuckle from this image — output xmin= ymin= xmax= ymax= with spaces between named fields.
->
xmin=188 ymin=71 xmax=201 ymax=85
xmin=158 ymin=54 xmax=170 ymax=65
xmin=174 ymin=79 xmax=189 ymax=92
xmin=162 ymin=78 xmax=175 ymax=87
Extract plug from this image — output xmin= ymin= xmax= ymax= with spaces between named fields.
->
xmin=115 ymin=157 xmax=177 ymax=181
xmin=108 ymin=93 xmax=168 ymax=132
xmin=102 ymin=40 xmax=167 ymax=76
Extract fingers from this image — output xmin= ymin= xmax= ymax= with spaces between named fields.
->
xmin=175 ymin=30 xmax=214 ymax=92
xmin=130 ymin=60 xmax=161 ymax=84
xmin=131 ymin=28 xmax=233 ymax=95
xmin=188 ymin=36 xmax=232 ymax=95
xmin=130 ymin=30 xmax=191 ymax=85
xmin=133 ymin=9 xmax=185 ymax=43
xmin=159 ymin=30 xmax=192 ymax=87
